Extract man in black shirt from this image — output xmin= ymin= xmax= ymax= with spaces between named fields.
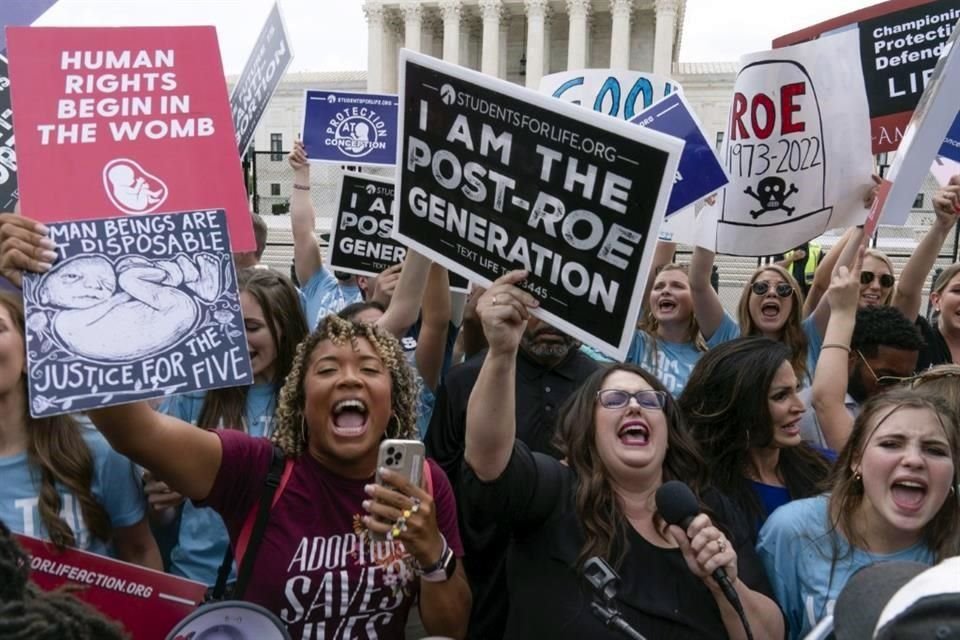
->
xmin=425 ymin=317 xmax=600 ymax=640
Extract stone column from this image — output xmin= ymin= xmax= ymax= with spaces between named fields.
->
xmin=439 ymin=0 xmax=462 ymax=63
xmin=499 ymin=20 xmax=508 ymax=79
xmin=401 ymin=1 xmax=423 ymax=52
xmin=479 ymin=0 xmax=503 ymax=75
xmin=609 ymin=0 xmax=633 ymax=70
xmin=524 ymin=0 xmax=549 ymax=88
xmin=383 ymin=11 xmax=403 ymax=93
xmin=566 ymin=0 xmax=591 ymax=71
xmin=363 ymin=1 xmax=386 ymax=92
xmin=653 ymin=0 xmax=679 ymax=77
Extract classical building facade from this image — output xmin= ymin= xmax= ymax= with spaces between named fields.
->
xmin=362 ymin=0 xmax=687 ymax=90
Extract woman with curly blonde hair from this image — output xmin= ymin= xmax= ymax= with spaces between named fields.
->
xmin=69 ymin=315 xmax=469 ymax=639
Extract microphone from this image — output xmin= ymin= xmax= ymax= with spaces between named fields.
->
xmin=582 ymin=557 xmax=648 ymax=640
xmin=656 ymin=481 xmax=754 ymax=640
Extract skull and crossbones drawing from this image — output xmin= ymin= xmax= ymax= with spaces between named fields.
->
xmin=744 ymin=177 xmax=799 ymax=219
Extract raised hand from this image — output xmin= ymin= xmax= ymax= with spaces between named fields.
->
xmin=827 ymin=243 xmax=864 ymax=315
xmin=932 ymin=174 xmax=960 ymax=227
xmin=0 ymin=213 xmax=57 ymax=286
xmin=476 ymin=270 xmax=539 ymax=357
xmin=288 ymin=139 xmax=309 ymax=176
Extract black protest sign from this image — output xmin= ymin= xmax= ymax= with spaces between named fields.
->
xmin=393 ymin=51 xmax=683 ymax=359
xmin=859 ymin=1 xmax=959 ymax=119
xmin=774 ymin=0 xmax=960 ymax=153
xmin=230 ymin=3 xmax=293 ymax=156
xmin=22 ymin=210 xmax=253 ymax=417
xmin=328 ymin=171 xmax=406 ymax=276
xmin=0 ymin=55 xmax=17 ymax=210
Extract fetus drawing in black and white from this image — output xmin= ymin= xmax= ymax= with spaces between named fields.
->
xmin=33 ymin=253 xmax=223 ymax=361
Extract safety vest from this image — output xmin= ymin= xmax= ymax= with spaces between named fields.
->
xmin=785 ymin=243 xmax=822 ymax=284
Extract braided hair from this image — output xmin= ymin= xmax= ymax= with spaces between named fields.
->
xmin=271 ymin=314 xmax=418 ymax=457
xmin=0 ymin=520 xmax=128 ymax=640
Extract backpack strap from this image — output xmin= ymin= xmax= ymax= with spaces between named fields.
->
xmin=211 ymin=446 xmax=293 ymax=601
xmin=422 ymin=459 xmax=434 ymax=496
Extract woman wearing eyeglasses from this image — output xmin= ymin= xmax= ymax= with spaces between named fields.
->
xmin=678 ymin=336 xmax=832 ymax=539
xmin=460 ymin=270 xmax=785 ymax=639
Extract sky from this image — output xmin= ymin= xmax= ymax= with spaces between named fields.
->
xmin=29 ymin=0 xmax=885 ymax=73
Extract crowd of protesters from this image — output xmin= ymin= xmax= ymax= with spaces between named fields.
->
xmin=0 ymin=141 xmax=957 ymax=640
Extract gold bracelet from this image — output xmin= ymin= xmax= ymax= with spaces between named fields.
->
xmin=821 ymin=343 xmax=851 ymax=353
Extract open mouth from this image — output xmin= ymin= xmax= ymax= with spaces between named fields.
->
xmin=331 ymin=398 xmax=369 ymax=437
xmin=890 ymin=479 xmax=928 ymax=512
xmin=618 ymin=421 xmax=650 ymax=446
xmin=657 ymin=299 xmax=677 ymax=313
xmin=760 ymin=301 xmax=781 ymax=318
xmin=780 ymin=419 xmax=801 ymax=437
xmin=861 ymin=292 xmax=881 ymax=305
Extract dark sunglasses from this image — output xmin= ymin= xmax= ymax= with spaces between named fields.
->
xmin=860 ymin=271 xmax=895 ymax=288
xmin=596 ymin=389 xmax=667 ymax=410
xmin=751 ymin=281 xmax=794 ymax=298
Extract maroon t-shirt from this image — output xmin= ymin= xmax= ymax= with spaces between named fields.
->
xmin=201 ymin=429 xmax=464 ymax=640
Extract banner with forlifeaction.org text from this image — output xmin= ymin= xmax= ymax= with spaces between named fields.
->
xmin=393 ymin=50 xmax=683 ymax=360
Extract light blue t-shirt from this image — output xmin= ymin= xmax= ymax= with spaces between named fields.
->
xmin=160 ymin=384 xmax=278 ymax=585
xmin=623 ymin=313 xmax=740 ymax=396
xmin=757 ymin=495 xmax=934 ymax=639
xmin=0 ymin=423 xmax=146 ymax=558
xmin=300 ymin=266 xmax=363 ymax=330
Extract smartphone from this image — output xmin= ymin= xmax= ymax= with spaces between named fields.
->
xmin=370 ymin=439 xmax=425 ymax=541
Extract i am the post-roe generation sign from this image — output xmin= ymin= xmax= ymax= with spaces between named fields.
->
xmin=5 ymin=27 xmax=255 ymax=251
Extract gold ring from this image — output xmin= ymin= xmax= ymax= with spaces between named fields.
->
xmin=717 ymin=538 xmax=726 ymax=553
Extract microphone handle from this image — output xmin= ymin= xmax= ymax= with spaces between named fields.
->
xmin=677 ymin=517 xmax=753 ymax=639
xmin=610 ymin=615 xmax=648 ymax=640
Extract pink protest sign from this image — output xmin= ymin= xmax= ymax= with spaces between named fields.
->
xmin=5 ymin=26 xmax=254 ymax=251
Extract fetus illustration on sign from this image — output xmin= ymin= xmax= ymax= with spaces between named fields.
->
xmin=29 ymin=253 xmax=223 ymax=362
xmin=103 ymin=158 xmax=169 ymax=215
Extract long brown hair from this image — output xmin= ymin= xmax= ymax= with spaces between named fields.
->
xmin=738 ymin=265 xmax=809 ymax=380
xmin=553 ymin=363 xmax=710 ymax=569
xmin=0 ymin=294 xmax=110 ymax=549
xmin=828 ymin=389 xmax=960 ymax=561
xmin=679 ymin=337 xmax=831 ymax=524
xmin=197 ymin=268 xmax=308 ymax=430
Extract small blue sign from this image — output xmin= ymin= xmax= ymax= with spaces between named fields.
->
xmin=301 ymin=90 xmax=399 ymax=167
xmin=939 ymin=112 xmax=960 ymax=164
xmin=630 ymin=93 xmax=729 ymax=216
xmin=22 ymin=210 xmax=252 ymax=417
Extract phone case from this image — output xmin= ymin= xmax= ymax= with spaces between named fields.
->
xmin=369 ymin=440 xmax=425 ymax=542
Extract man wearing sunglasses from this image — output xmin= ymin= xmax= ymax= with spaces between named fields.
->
xmin=812 ymin=305 xmax=924 ymax=450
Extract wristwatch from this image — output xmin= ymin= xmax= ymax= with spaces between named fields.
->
xmin=419 ymin=538 xmax=456 ymax=583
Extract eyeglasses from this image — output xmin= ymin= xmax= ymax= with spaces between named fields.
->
xmin=751 ymin=281 xmax=794 ymax=298
xmin=856 ymin=350 xmax=912 ymax=387
xmin=860 ymin=271 xmax=895 ymax=288
xmin=596 ymin=389 xmax=667 ymax=410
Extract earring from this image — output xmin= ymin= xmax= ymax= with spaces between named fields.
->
xmin=951 ymin=485 xmax=956 ymax=497
xmin=853 ymin=471 xmax=862 ymax=483
xmin=300 ymin=415 xmax=308 ymax=444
